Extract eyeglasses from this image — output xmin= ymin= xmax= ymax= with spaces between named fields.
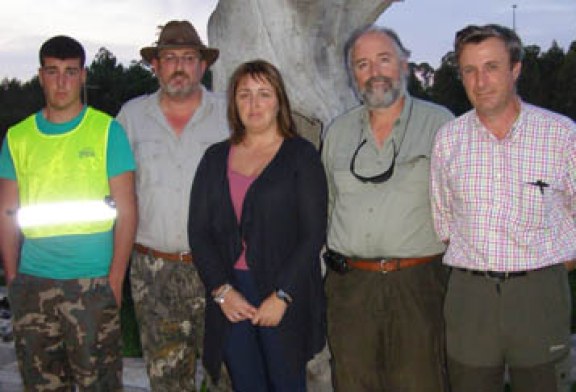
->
xmin=159 ymin=54 xmax=200 ymax=66
xmin=349 ymin=139 xmax=397 ymax=184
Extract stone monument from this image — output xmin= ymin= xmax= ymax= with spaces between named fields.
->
xmin=208 ymin=0 xmax=397 ymax=147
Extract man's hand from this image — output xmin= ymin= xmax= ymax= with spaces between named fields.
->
xmin=108 ymin=172 xmax=136 ymax=308
xmin=0 ymin=179 xmax=21 ymax=286
xmin=108 ymin=275 xmax=124 ymax=307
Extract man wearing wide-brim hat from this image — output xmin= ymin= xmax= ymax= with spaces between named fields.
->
xmin=140 ymin=20 xmax=219 ymax=68
xmin=117 ymin=20 xmax=230 ymax=391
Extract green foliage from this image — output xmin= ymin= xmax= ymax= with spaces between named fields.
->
xmin=86 ymin=47 xmax=158 ymax=116
xmin=426 ymin=52 xmax=471 ymax=115
xmin=517 ymin=45 xmax=543 ymax=105
xmin=0 ymin=77 xmax=43 ymax=139
xmin=553 ymin=42 xmax=576 ymax=119
xmin=407 ymin=63 xmax=430 ymax=100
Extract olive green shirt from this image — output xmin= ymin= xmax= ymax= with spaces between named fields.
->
xmin=321 ymin=96 xmax=453 ymax=258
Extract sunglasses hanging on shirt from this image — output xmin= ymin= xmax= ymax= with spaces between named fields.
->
xmin=349 ymin=99 xmax=414 ymax=184
xmin=349 ymin=139 xmax=397 ymax=184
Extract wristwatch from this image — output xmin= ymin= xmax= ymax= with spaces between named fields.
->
xmin=275 ymin=289 xmax=293 ymax=305
xmin=213 ymin=284 xmax=232 ymax=304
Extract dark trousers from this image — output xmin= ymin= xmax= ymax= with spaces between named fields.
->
xmin=326 ymin=258 xmax=449 ymax=392
xmin=445 ymin=265 xmax=572 ymax=392
xmin=224 ymin=270 xmax=306 ymax=392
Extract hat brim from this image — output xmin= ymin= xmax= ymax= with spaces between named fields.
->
xmin=140 ymin=45 xmax=219 ymax=67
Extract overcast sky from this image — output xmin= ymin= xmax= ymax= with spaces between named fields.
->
xmin=1 ymin=0 xmax=575 ymax=83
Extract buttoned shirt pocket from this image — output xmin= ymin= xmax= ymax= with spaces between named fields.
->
xmin=512 ymin=177 xmax=554 ymax=230
xmin=394 ymin=155 xmax=430 ymax=191
xmin=333 ymin=170 xmax=364 ymax=195
xmin=133 ymin=139 xmax=165 ymax=186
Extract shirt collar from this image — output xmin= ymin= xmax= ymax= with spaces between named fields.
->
xmin=360 ymin=94 xmax=413 ymax=147
xmin=471 ymin=99 xmax=525 ymax=142
xmin=147 ymin=85 xmax=209 ymax=130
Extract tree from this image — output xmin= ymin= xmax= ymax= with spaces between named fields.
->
xmin=85 ymin=47 xmax=214 ymax=117
xmin=539 ymin=41 xmax=565 ymax=111
xmin=407 ymin=62 xmax=430 ymax=100
xmin=552 ymin=40 xmax=576 ymax=119
xmin=86 ymin=48 xmax=157 ymax=116
xmin=414 ymin=62 xmax=435 ymax=90
xmin=0 ymin=77 xmax=43 ymax=140
xmin=517 ymin=45 xmax=543 ymax=106
xmin=428 ymin=52 xmax=471 ymax=115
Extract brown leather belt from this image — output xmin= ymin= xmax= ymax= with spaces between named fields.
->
xmin=347 ymin=255 xmax=438 ymax=273
xmin=134 ymin=243 xmax=193 ymax=264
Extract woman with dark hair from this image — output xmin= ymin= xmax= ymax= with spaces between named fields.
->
xmin=188 ymin=59 xmax=327 ymax=391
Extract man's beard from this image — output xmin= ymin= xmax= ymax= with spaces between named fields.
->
xmin=160 ymin=71 xmax=196 ymax=98
xmin=360 ymin=75 xmax=406 ymax=109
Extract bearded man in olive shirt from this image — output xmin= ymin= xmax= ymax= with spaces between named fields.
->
xmin=321 ymin=25 xmax=453 ymax=391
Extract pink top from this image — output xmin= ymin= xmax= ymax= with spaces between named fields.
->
xmin=228 ymin=146 xmax=257 ymax=270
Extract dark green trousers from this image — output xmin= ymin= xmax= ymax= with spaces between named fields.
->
xmin=326 ymin=258 xmax=449 ymax=392
xmin=445 ymin=265 xmax=572 ymax=392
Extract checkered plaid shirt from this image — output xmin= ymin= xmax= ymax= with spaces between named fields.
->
xmin=431 ymin=102 xmax=576 ymax=272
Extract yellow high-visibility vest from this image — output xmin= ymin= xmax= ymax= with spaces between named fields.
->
xmin=7 ymin=107 xmax=115 ymax=238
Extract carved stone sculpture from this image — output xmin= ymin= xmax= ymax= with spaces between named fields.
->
xmin=208 ymin=0 xmax=397 ymax=145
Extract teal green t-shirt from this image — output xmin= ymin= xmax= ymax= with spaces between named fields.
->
xmin=0 ymin=106 xmax=136 ymax=279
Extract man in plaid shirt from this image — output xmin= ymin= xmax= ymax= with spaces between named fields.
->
xmin=431 ymin=24 xmax=576 ymax=392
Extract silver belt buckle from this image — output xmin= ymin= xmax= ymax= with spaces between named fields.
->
xmin=179 ymin=251 xmax=190 ymax=261
xmin=379 ymin=259 xmax=389 ymax=274
xmin=380 ymin=258 xmax=401 ymax=274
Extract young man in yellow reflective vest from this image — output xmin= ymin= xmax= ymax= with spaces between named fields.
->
xmin=0 ymin=35 xmax=136 ymax=391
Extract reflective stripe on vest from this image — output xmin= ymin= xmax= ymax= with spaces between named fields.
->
xmin=7 ymin=107 xmax=113 ymax=238
xmin=17 ymin=200 xmax=117 ymax=229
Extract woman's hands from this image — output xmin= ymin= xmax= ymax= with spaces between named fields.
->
xmin=251 ymin=293 xmax=287 ymax=327
xmin=215 ymin=285 xmax=287 ymax=326
xmin=218 ymin=287 xmax=257 ymax=323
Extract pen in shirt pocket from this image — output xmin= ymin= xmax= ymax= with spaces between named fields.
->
xmin=527 ymin=180 xmax=549 ymax=195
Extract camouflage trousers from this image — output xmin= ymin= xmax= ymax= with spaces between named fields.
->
xmin=130 ymin=251 xmax=231 ymax=392
xmin=8 ymin=274 xmax=122 ymax=392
